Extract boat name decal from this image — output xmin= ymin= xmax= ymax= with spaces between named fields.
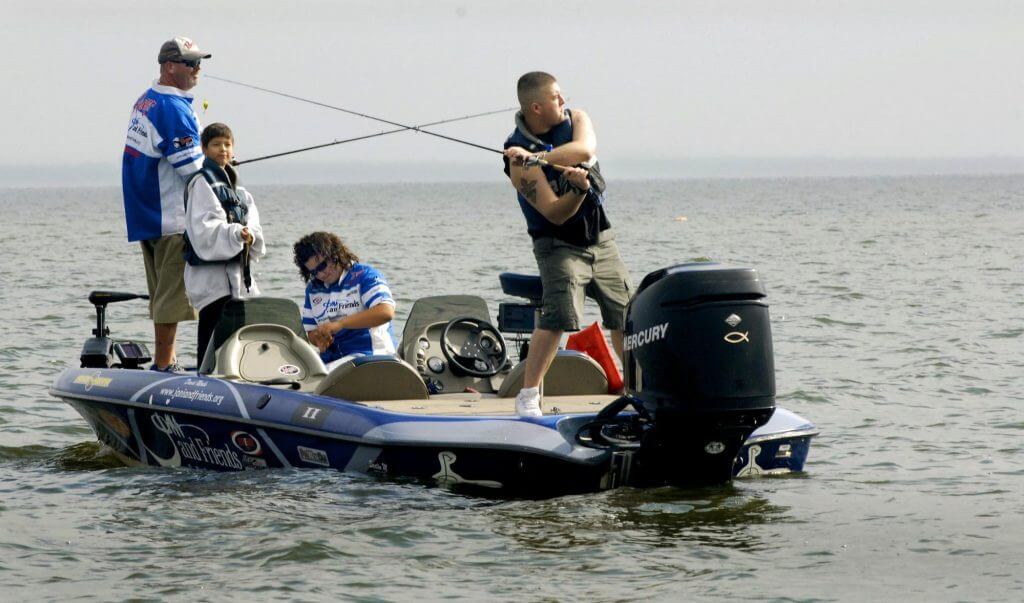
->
xmin=623 ymin=322 xmax=669 ymax=352
xmin=151 ymin=414 xmax=243 ymax=470
xmin=74 ymin=373 xmax=112 ymax=390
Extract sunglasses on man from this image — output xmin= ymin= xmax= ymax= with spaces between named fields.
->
xmin=173 ymin=58 xmax=202 ymax=69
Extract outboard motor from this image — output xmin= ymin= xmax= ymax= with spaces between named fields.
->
xmin=624 ymin=263 xmax=776 ymax=486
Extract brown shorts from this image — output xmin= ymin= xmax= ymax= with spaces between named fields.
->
xmin=532 ymin=230 xmax=632 ymax=332
xmin=140 ymin=234 xmax=198 ymax=324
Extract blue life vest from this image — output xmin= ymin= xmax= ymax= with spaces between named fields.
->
xmin=182 ymin=159 xmax=249 ymax=267
xmin=502 ymin=109 xmax=610 ymax=247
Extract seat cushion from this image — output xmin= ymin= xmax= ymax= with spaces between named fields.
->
xmin=496 ymin=350 xmax=609 ymax=397
xmin=314 ymin=356 xmax=429 ymax=401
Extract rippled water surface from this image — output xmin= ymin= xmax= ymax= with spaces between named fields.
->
xmin=1 ymin=176 xmax=1021 ymax=601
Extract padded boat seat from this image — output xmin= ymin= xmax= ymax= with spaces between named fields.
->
xmin=314 ymin=356 xmax=429 ymax=401
xmin=496 ymin=350 xmax=609 ymax=397
xmin=200 ymin=297 xmax=309 ymax=375
xmin=211 ymin=323 xmax=328 ymax=388
xmin=499 ymin=273 xmax=544 ymax=304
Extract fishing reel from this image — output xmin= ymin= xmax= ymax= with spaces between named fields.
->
xmin=80 ymin=291 xmax=152 ymax=369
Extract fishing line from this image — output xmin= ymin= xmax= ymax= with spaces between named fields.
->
xmin=207 ymin=74 xmax=507 ymax=155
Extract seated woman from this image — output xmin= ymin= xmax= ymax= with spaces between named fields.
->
xmin=183 ymin=122 xmax=265 ymax=367
xmin=293 ymin=232 xmax=397 ymax=371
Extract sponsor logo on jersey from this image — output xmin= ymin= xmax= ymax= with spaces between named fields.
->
xmin=172 ymin=135 xmax=195 ymax=149
xmin=134 ymin=98 xmax=156 ymax=114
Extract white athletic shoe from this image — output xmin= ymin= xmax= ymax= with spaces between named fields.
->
xmin=515 ymin=387 xmax=543 ymax=418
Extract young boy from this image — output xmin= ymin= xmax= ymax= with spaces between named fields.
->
xmin=183 ymin=122 xmax=265 ymax=367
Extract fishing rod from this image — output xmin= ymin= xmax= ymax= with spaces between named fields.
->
xmin=233 ymin=107 xmax=514 ymax=166
xmin=208 ymin=74 xmax=584 ymax=174
xmin=207 ymin=74 xmax=507 ymax=156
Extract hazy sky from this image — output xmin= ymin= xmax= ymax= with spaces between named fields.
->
xmin=4 ymin=1 xmax=1023 ymax=182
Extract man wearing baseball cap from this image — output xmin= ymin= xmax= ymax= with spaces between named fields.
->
xmin=122 ymin=36 xmax=212 ymax=371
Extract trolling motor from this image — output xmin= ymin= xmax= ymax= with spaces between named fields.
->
xmin=79 ymin=291 xmax=152 ymax=369
xmin=583 ymin=263 xmax=777 ymax=487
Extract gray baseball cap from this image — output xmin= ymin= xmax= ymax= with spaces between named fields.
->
xmin=157 ymin=37 xmax=212 ymax=64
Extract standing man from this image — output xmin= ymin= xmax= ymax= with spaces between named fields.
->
xmin=122 ymin=37 xmax=212 ymax=371
xmin=502 ymin=71 xmax=632 ymax=417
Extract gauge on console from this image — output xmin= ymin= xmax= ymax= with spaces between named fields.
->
xmin=427 ymin=356 xmax=446 ymax=374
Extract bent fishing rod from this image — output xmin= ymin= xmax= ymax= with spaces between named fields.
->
xmin=233 ymin=107 xmax=513 ymax=166
xmin=207 ymin=74 xmax=583 ymax=173
xmin=207 ymin=74 xmax=505 ymax=156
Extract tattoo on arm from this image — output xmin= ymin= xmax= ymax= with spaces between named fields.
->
xmin=519 ymin=178 xmax=538 ymax=206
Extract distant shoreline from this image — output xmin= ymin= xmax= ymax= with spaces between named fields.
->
xmin=3 ymin=157 xmax=1023 ymax=188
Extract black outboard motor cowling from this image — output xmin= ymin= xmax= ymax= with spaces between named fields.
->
xmin=623 ymin=263 xmax=776 ymax=486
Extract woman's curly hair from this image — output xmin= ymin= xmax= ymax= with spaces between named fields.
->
xmin=293 ymin=231 xmax=360 ymax=283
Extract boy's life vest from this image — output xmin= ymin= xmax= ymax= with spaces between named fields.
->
xmin=182 ymin=158 xmax=252 ymax=289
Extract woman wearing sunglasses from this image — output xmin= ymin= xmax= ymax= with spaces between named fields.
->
xmin=293 ymin=232 xmax=397 ymax=370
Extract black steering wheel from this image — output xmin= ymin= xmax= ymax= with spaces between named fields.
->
xmin=440 ymin=316 xmax=509 ymax=378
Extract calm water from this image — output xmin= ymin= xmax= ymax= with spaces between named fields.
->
xmin=1 ymin=176 xmax=1021 ymax=601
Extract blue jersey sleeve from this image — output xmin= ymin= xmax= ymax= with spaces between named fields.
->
xmin=301 ymin=285 xmax=317 ymax=332
xmin=355 ymin=265 xmax=395 ymax=309
xmin=155 ymin=101 xmax=203 ymax=176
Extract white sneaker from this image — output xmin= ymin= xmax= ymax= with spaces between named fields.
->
xmin=515 ymin=387 xmax=543 ymax=418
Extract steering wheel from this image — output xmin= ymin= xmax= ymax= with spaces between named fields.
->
xmin=440 ymin=316 xmax=509 ymax=378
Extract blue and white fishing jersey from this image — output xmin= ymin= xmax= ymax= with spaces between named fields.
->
xmin=302 ymin=263 xmax=397 ymax=364
xmin=122 ymin=82 xmax=204 ymax=242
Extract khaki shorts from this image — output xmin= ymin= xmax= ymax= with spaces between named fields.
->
xmin=141 ymin=234 xmax=198 ymax=324
xmin=532 ymin=230 xmax=632 ymax=332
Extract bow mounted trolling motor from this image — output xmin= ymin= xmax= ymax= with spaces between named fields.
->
xmin=79 ymin=291 xmax=152 ymax=369
xmin=621 ymin=263 xmax=777 ymax=486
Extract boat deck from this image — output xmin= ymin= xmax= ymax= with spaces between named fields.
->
xmin=361 ymin=393 xmax=620 ymax=416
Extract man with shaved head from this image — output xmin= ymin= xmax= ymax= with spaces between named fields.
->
xmin=502 ymin=71 xmax=632 ymax=417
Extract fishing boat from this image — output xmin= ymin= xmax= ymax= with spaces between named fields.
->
xmin=49 ymin=263 xmax=817 ymax=497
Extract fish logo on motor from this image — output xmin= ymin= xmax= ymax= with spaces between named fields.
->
xmin=724 ymin=331 xmax=750 ymax=344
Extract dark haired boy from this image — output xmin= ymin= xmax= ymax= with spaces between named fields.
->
xmin=183 ymin=122 xmax=265 ymax=367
